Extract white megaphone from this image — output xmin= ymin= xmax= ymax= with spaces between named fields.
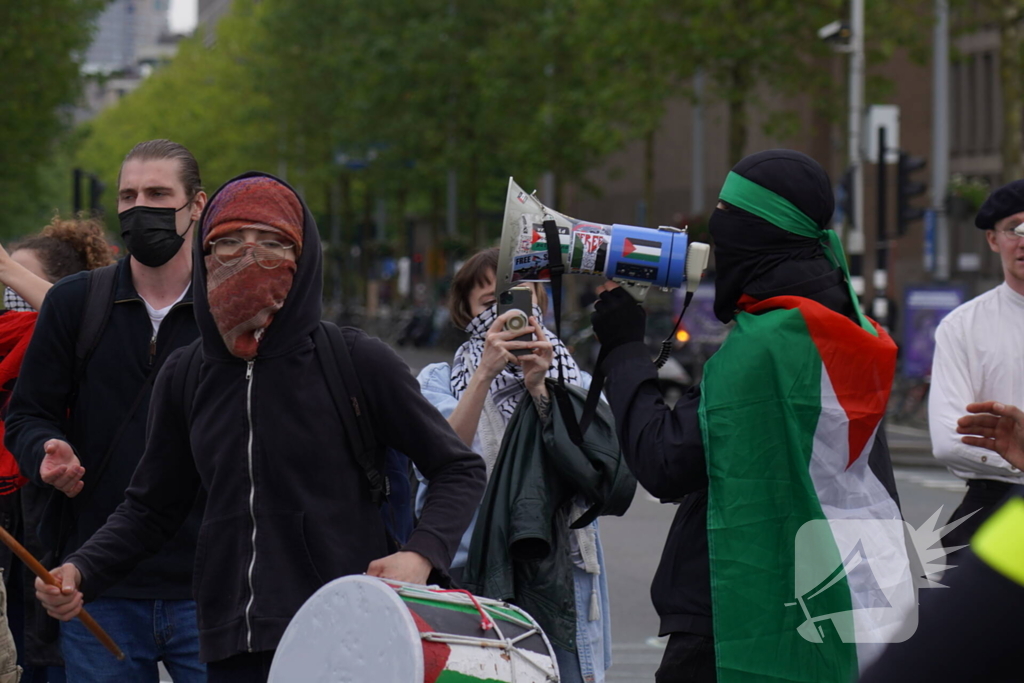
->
xmin=496 ymin=177 xmax=711 ymax=300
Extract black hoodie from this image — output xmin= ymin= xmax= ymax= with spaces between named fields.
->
xmin=65 ymin=173 xmax=486 ymax=663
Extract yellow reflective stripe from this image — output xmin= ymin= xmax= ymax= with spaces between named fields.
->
xmin=972 ymin=496 xmax=1024 ymax=587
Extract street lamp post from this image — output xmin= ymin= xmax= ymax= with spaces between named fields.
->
xmin=931 ymin=0 xmax=951 ymax=280
xmin=848 ymin=0 xmax=866 ymax=298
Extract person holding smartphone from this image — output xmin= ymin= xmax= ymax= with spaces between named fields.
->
xmin=415 ymin=247 xmax=613 ymax=683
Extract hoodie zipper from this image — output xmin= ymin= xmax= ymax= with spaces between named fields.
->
xmin=243 ymin=360 xmax=257 ymax=651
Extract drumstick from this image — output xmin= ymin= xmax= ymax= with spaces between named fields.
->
xmin=0 ymin=525 xmax=125 ymax=661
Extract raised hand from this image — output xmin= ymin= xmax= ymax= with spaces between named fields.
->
xmin=476 ymin=311 xmax=537 ymax=382
xmin=517 ymin=317 xmax=554 ymax=396
xmin=39 ymin=439 xmax=85 ymax=498
xmin=957 ymin=401 xmax=1024 ymax=470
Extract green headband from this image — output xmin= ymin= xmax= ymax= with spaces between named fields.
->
xmin=719 ymin=171 xmax=875 ymax=335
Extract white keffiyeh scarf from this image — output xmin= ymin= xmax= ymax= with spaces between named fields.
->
xmin=450 ymin=304 xmax=582 ymax=424
xmin=3 ymin=288 xmax=34 ymax=312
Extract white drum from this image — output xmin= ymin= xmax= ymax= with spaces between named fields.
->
xmin=269 ymin=575 xmax=560 ymax=682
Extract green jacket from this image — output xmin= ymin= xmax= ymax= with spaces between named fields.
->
xmin=462 ymin=380 xmax=636 ymax=651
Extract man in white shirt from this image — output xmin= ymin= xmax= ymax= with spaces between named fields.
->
xmin=929 ymin=179 xmax=1024 ymax=558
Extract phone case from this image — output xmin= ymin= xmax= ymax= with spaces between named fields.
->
xmin=498 ymin=287 xmax=535 ymax=356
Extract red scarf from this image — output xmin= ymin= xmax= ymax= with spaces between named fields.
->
xmin=0 ymin=311 xmax=39 ymax=494
xmin=206 ymin=253 xmax=295 ymax=359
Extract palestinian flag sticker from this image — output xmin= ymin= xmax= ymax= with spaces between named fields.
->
xmin=621 ymin=237 xmax=662 ymax=263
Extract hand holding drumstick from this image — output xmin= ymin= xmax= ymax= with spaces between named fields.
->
xmin=0 ymin=525 xmax=124 ymax=660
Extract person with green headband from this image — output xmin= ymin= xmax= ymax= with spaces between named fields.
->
xmin=591 ymin=150 xmax=903 ymax=682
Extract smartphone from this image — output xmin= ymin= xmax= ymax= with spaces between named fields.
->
xmin=497 ymin=286 xmax=535 ymax=356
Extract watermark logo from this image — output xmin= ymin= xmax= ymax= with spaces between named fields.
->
xmin=786 ymin=508 xmax=975 ymax=645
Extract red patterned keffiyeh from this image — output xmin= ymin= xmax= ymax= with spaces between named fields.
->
xmin=0 ymin=311 xmax=39 ymax=494
xmin=203 ymin=176 xmax=304 ymax=255
xmin=202 ymin=177 xmax=304 ymax=360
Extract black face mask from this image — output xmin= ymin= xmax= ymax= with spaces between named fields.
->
xmin=119 ymin=203 xmax=193 ymax=268
xmin=709 ymin=206 xmax=824 ymax=323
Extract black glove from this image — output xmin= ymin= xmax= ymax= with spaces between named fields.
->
xmin=591 ymin=286 xmax=646 ymax=353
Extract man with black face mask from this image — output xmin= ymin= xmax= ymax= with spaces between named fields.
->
xmin=591 ymin=150 xmax=901 ymax=682
xmin=5 ymin=140 xmax=207 ymax=680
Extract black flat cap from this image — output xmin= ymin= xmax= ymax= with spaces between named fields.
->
xmin=975 ymin=179 xmax=1024 ymax=230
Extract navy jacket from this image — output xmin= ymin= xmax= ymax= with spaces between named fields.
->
xmin=5 ymin=258 xmax=201 ymax=599
xmin=64 ymin=172 xmax=486 ymax=663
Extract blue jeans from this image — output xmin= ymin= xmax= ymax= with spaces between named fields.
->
xmin=553 ymin=563 xmax=613 ymax=683
xmin=60 ymin=598 xmax=205 ymax=682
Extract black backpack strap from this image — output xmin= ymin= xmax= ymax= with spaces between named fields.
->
xmin=172 ymin=339 xmax=204 ymax=431
xmin=542 ymin=219 xmax=588 ymax=446
xmin=314 ymin=321 xmax=388 ymax=504
xmin=73 ymin=263 xmax=118 ymax=387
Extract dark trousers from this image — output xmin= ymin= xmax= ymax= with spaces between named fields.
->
xmin=656 ymin=633 xmax=716 ymax=683
xmin=941 ymin=479 xmax=1013 ymax=566
xmin=207 ymin=650 xmax=275 ymax=683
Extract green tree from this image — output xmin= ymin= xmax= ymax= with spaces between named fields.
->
xmin=75 ymin=4 xmax=277 ymax=228
xmin=0 ymin=0 xmax=109 ymax=237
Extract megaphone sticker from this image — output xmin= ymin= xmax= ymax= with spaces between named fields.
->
xmin=512 ymin=215 xmax=572 ymax=280
xmin=570 ymin=229 xmax=611 ymax=275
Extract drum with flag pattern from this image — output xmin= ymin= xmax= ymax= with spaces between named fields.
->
xmin=269 ymin=575 xmax=559 ymax=682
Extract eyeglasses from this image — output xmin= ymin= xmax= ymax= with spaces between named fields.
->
xmin=209 ymin=238 xmax=295 ymax=269
xmin=996 ymin=226 xmax=1024 ymax=241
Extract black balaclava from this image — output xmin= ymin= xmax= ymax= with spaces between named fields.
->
xmin=708 ymin=149 xmax=837 ymax=323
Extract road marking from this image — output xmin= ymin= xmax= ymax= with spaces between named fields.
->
xmin=893 ymin=469 xmax=967 ymax=493
xmin=608 ymin=641 xmax=666 ymax=681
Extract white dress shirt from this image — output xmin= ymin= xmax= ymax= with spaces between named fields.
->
xmin=929 ymin=282 xmax=1024 ymax=483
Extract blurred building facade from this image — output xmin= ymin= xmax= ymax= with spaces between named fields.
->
xmin=561 ymin=26 xmax=1011 ymax=360
xmin=197 ymin=0 xmax=233 ymax=44
xmin=78 ymin=0 xmax=180 ymax=121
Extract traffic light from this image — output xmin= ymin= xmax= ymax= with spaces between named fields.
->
xmin=897 ymin=152 xmax=927 ymax=235
xmin=89 ymin=175 xmax=105 ymax=215
xmin=834 ymin=167 xmax=854 ymax=227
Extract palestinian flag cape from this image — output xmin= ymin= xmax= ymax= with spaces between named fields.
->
xmin=699 ymin=296 xmax=901 ymax=682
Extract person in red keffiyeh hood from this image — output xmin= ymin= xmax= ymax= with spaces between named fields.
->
xmin=38 ymin=172 xmax=486 ymax=683
xmin=199 ymin=176 xmax=304 ymax=360
xmin=0 ymin=215 xmax=113 ymax=678
xmin=0 ymin=217 xmax=114 ymax=493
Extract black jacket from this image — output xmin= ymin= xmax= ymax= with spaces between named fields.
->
xmin=5 ymin=258 xmax=201 ymax=599
xmin=603 ymin=266 xmax=899 ymax=638
xmin=462 ymin=381 xmax=635 ymax=652
xmin=64 ymin=172 xmax=486 ymax=663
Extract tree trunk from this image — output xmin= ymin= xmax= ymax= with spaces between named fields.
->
xmin=727 ymin=64 xmax=749 ymax=167
xmin=644 ymin=128 xmax=656 ymax=227
xmin=339 ymin=173 xmax=354 ymax=307
xmin=468 ymin=153 xmax=481 ymax=247
xmin=431 ymin=186 xmax=443 ymax=280
xmin=361 ymin=183 xmax=374 ymax=290
xmin=1000 ymin=4 xmax=1024 ymax=183
xmin=325 ymin=180 xmax=339 ymax=304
